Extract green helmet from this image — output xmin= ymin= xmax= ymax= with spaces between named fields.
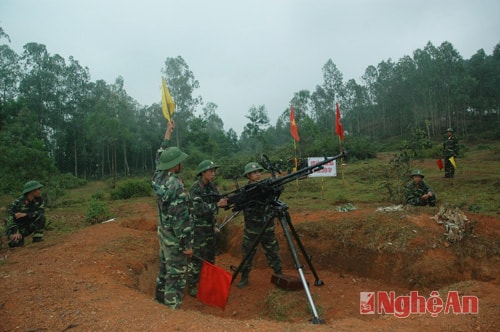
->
xmin=409 ymin=169 xmax=425 ymax=178
xmin=22 ymin=180 xmax=43 ymax=194
xmin=158 ymin=147 xmax=188 ymax=171
xmin=196 ymin=160 xmax=220 ymax=176
xmin=446 ymin=127 xmax=454 ymax=133
xmin=243 ymin=162 xmax=264 ymax=176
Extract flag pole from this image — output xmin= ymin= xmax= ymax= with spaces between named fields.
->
xmin=293 ymin=139 xmax=299 ymax=189
xmin=339 ymin=136 xmax=345 ymax=186
xmin=335 ymin=102 xmax=345 ymax=186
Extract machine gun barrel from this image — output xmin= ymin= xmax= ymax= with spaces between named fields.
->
xmin=269 ymin=151 xmax=346 ymax=188
xmin=217 ymin=151 xmax=346 ymax=212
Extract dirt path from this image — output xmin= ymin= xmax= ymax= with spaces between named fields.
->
xmin=0 ymin=203 xmax=498 ymax=331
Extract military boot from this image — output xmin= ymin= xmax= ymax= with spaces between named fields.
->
xmin=188 ymin=284 xmax=198 ymax=297
xmin=155 ymin=289 xmax=165 ymax=304
xmin=236 ymin=274 xmax=249 ymax=289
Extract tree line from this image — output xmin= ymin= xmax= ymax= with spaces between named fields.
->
xmin=0 ymin=26 xmax=498 ymax=193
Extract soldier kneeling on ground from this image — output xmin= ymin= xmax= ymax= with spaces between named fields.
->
xmin=405 ymin=170 xmax=436 ymax=207
xmin=4 ymin=181 xmax=46 ymax=247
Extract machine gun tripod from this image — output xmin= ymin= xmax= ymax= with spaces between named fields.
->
xmin=231 ymin=199 xmax=325 ymax=324
xmin=212 ymin=151 xmax=345 ymax=324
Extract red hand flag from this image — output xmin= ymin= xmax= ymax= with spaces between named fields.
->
xmin=335 ymin=102 xmax=344 ymax=141
xmin=196 ymin=261 xmax=232 ymax=310
xmin=290 ymin=106 xmax=300 ymax=142
xmin=437 ymin=159 xmax=444 ymax=170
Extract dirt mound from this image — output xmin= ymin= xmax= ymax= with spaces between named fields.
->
xmin=0 ymin=202 xmax=498 ymax=331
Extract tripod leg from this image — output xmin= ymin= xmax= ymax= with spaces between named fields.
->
xmin=278 ymin=215 xmax=324 ymax=324
xmin=231 ymin=213 xmax=274 ymax=283
xmin=284 ymin=211 xmax=324 ymax=286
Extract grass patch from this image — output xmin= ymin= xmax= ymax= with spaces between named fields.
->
xmin=1 ymin=143 xmax=498 ymax=243
xmin=295 ymin=212 xmax=417 ymax=254
xmin=263 ymin=288 xmax=321 ymax=322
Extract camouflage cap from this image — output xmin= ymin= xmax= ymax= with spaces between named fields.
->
xmin=243 ymin=162 xmax=264 ymax=176
xmin=158 ymin=147 xmax=188 ymax=171
xmin=196 ymin=160 xmax=220 ymax=176
xmin=22 ymin=180 xmax=43 ymax=194
xmin=409 ymin=169 xmax=425 ymax=178
xmin=446 ymin=128 xmax=454 ymax=133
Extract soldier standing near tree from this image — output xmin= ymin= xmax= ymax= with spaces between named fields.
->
xmin=443 ymin=128 xmax=459 ymax=178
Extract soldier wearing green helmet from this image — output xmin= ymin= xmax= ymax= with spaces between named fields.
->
xmin=5 ymin=180 xmax=46 ymax=247
xmin=236 ymin=161 xmax=283 ymax=289
xmin=405 ymin=169 xmax=436 ymax=206
xmin=187 ymin=160 xmax=228 ymax=297
xmin=443 ymin=127 xmax=459 ymax=178
xmin=151 ymin=121 xmax=192 ymax=309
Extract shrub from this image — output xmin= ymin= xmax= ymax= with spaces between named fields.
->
xmin=85 ymin=198 xmax=111 ymax=224
xmin=110 ymin=179 xmax=152 ymax=200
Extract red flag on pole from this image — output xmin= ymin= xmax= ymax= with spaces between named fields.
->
xmin=290 ymin=106 xmax=300 ymax=142
xmin=196 ymin=261 xmax=232 ymax=310
xmin=335 ymin=102 xmax=344 ymax=141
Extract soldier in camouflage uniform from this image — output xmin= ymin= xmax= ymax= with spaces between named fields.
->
xmin=187 ymin=160 xmax=228 ymax=297
xmin=151 ymin=139 xmax=193 ymax=309
xmin=443 ymin=128 xmax=459 ymax=178
xmin=405 ymin=169 xmax=436 ymax=206
xmin=237 ymin=162 xmax=283 ymax=289
xmin=5 ymin=181 xmax=46 ymax=247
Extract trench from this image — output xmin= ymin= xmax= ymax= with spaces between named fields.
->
xmin=122 ymin=214 xmax=498 ymax=322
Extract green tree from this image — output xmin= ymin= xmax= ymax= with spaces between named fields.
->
xmin=163 ymin=56 xmax=202 ymax=148
xmin=240 ymin=105 xmax=270 ymax=154
xmin=311 ymin=60 xmax=344 ymax=134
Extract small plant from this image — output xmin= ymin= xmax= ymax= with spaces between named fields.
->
xmin=90 ymin=191 xmax=105 ymax=201
xmin=85 ymin=198 xmax=110 ymax=224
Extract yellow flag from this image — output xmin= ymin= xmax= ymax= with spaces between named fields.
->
xmin=449 ymin=156 xmax=457 ymax=169
xmin=161 ymin=77 xmax=176 ymax=122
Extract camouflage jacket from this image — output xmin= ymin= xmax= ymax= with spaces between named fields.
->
xmin=242 ymin=182 xmax=274 ymax=225
xmin=151 ymin=170 xmax=192 ymax=252
xmin=443 ymin=135 xmax=459 ymax=158
xmin=405 ymin=180 xmax=434 ymax=205
xmin=5 ymin=195 xmax=45 ymax=235
xmin=189 ymin=179 xmax=219 ymax=224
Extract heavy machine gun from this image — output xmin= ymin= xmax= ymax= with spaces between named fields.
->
xmin=215 ymin=150 xmax=346 ymax=324
xmin=218 ymin=151 xmax=346 ymax=213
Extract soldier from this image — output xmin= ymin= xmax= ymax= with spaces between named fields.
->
xmin=443 ymin=128 xmax=459 ymax=178
xmin=5 ymin=181 xmax=46 ymax=247
xmin=405 ymin=169 xmax=436 ymax=206
xmin=151 ymin=146 xmax=192 ymax=309
xmin=236 ymin=162 xmax=283 ymax=289
xmin=187 ymin=160 xmax=228 ymax=297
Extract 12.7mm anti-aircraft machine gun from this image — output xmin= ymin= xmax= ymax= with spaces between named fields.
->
xmin=215 ymin=150 xmax=346 ymax=324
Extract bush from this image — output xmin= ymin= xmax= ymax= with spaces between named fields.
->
xmin=85 ymin=198 xmax=111 ymax=224
xmin=109 ymin=179 xmax=152 ymax=200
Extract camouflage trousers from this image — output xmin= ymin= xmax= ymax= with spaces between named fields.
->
xmin=156 ymin=236 xmax=189 ymax=309
xmin=6 ymin=215 xmax=45 ymax=248
xmin=444 ymin=157 xmax=455 ymax=178
xmin=240 ymin=218 xmax=282 ymax=278
xmin=187 ymin=221 xmax=216 ymax=290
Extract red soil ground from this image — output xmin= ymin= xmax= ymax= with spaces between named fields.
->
xmin=0 ymin=202 xmax=498 ymax=331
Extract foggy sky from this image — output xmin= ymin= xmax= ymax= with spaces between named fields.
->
xmin=1 ymin=0 xmax=499 ymax=134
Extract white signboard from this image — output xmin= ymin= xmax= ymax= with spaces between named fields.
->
xmin=307 ymin=157 xmax=337 ymax=177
